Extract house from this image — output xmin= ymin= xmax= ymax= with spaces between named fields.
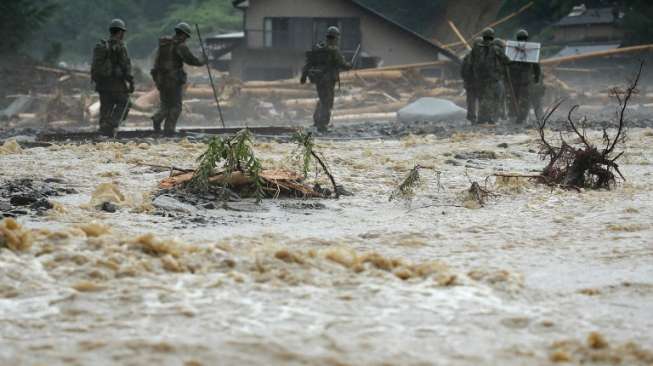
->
xmin=551 ymin=4 xmax=624 ymax=45
xmin=228 ymin=0 xmax=458 ymax=81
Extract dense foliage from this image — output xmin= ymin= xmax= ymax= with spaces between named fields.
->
xmin=0 ymin=0 xmax=57 ymax=54
xmin=26 ymin=0 xmax=241 ymax=61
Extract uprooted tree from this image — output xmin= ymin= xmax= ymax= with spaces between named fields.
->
xmin=158 ymin=128 xmax=341 ymax=203
xmin=536 ymin=62 xmax=643 ymax=190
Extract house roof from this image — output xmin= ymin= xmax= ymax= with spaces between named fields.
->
xmin=231 ymin=0 xmax=460 ymax=63
xmin=555 ymin=7 xmax=620 ymax=27
xmin=553 ymin=43 xmax=621 ymax=58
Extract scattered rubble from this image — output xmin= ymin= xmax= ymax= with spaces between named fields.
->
xmin=0 ymin=178 xmax=75 ymax=218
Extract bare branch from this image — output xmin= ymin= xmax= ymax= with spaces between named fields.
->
xmin=605 ymin=60 xmax=644 ymax=156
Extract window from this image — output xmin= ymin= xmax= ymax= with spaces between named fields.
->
xmin=264 ymin=18 xmax=313 ymax=49
xmin=262 ymin=17 xmax=361 ymax=52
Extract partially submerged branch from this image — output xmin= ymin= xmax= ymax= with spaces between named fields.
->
xmin=536 ymin=62 xmax=643 ymax=190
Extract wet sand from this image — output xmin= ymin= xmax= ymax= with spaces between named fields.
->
xmin=1 ymin=125 xmax=652 ymax=365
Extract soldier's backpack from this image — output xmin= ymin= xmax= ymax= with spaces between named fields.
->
xmin=473 ymin=42 xmax=502 ymax=80
xmin=91 ymin=40 xmax=114 ymax=83
xmin=304 ymin=42 xmax=332 ymax=83
xmin=151 ymin=37 xmax=180 ymax=85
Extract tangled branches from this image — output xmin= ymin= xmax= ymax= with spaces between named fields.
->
xmin=292 ymin=130 xmax=339 ymax=198
xmin=189 ymin=129 xmax=264 ymax=202
xmin=537 ymin=62 xmax=643 ymax=190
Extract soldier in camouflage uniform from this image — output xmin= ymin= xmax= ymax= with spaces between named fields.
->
xmin=92 ymin=19 xmax=134 ymax=137
xmin=461 ymin=37 xmax=482 ymax=124
xmin=300 ymin=26 xmax=352 ymax=133
xmin=507 ymin=29 xmax=542 ymax=124
xmin=469 ymin=28 xmax=510 ymax=124
xmin=151 ymin=22 xmax=206 ymax=136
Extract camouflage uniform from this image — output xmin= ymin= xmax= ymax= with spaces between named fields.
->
xmin=461 ymin=52 xmax=477 ymax=123
xmin=461 ymin=38 xmax=484 ymax=124
xmin=470 ymin=30 xmax=510 ymax=124
xmin=301 ymin=28 xmax=351 ymax=132
xmin=507 ymin=30 xmax=542 ymax=124
xmin=507 ymin=61 xmax=541 ymax=124
xmin=93 ymin=33 xmax=133 ymax=136
xmin=530 ymin=77 xmax=545 ymax=121
xmin=151 ymin=24 xmax=205 ymax=135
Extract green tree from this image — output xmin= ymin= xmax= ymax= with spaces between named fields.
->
xmin=0 ymin=0 xmax=57 ymax=53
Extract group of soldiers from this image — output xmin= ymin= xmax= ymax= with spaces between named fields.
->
xmin=91 ymin=20 xmax=544 ymax=137
xmin=91 ymin=19 xmax=206 ymax=137
xmin=461 ymin=27 xmax=544 ymax=125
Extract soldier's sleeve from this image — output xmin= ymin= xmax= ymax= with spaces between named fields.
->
xmin=335 ymin=49 xmax=351 ymax=71
xmin=533 ymin=63 xmax=542 ymax=83
xmin=176 ymin=43 xmax=205 ymax=67
xmin=120 ymin=45 xmax=133 ymax=82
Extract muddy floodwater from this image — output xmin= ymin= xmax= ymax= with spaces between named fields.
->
xmin=1 ymin=126 xmax=652 ymax=365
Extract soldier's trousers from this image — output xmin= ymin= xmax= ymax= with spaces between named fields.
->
xmin=477 ymin=80 xmax=502 ymax=124
xmin=313 ymin=78 xmax=336 ymax=131
xmin=510 ymin=82 xmax=531 ymax=124
xmin=464 ymin=84 xmax=477 ymax=123
xmin=152 ymin=82 xmax=183 ymax=134
xmin=99 ymin=91 xmax=129 ymax=136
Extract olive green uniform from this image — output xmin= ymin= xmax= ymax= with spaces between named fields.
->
xmin=507 ymin=60 xmax=541 ymax=124
xmin=461 ymin=52 xmax=477 ymax=123
xmin=470 ymin=38 xmax=510 ymax=124
xmin=301 ymin=42 xmax=351 ymax=132
xmin=151 ymin=35 xmax=205 ymax=135
xmin=94 ymin=36 xmax=133 ymax=136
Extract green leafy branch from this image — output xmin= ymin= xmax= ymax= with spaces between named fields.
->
xmin=189 ymin=129 xmax=265 ymax=203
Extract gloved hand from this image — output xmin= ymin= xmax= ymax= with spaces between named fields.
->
xmin=344 ymin=62 xmax=353 ymax=71
xmin=300 ymin=75 xmax=307 ymax=84
xmin=127 ymin=81 xmax=135 ymax=94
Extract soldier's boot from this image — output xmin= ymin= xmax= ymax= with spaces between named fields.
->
xmin=163 ymin=106 xmax=182 ymax=137
xmin=313 ymin=102 xmax=322 ymax=128
xmin=151 ymin=116 xmax=162 ymax=132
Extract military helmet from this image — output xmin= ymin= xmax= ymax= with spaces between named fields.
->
xmin=175 ymin=22 xmax=193 ymax=37
xmin=109 ymin=19 xmax=126 ymax=32
xmin=326 ymin=26 xmax=341 ymax=38
xmin=481 ymin=27 xmax=495 ymax=39
xmin=516 ymin=29 xmax=529 ymax=40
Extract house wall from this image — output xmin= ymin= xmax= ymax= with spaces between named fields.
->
xmin=553 ymin=24 xmax=624 ymax=43
xmin=231 ymin=0 xmax=441 ymax=80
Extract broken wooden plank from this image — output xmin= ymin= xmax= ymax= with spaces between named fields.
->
xmin=448 ymin=20 xmax=471 ymax=51
xmin=542 ymin=44 xmax=653 ymax=66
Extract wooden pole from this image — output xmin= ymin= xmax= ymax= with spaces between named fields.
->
xmin=448 ymin=20 xmax=471 ymax=51
xmin=541 ymin=44 xmax=653 ymax=66
xmin=444 ymin=2 xmax=535 ymax=49
xmin=196 ymin=24 xmax=226 ymax=128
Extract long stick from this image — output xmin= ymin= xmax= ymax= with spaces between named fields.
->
xmin=448 ymin=20 xmax=471 ymax=51
xmin=541 ymin=44 xmax=653 ymax=66
xmin=195 ymin=24 xmax=226 ymax=128
xmin=444 ymin=2 xmax=535 ymax=49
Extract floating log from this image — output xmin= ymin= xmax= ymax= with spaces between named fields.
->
xmin=332 ymin=112 xmax=397 ymax=122
xmin=241 ymin=88 xmax=315 ymax=98
xmin=35 ymin=65 xmax=90 ymax=79
xmin=281 ymin=94 xmax=362 ymax=109
xmin=133 ymin=89 xmax=159 ymax=111
xmin=333 ymin=101 xmax=406 ymax=117
xmin=417 ymin=88 xmax=459 ymax=98
xmin=542 ymin=44 xmax=653 ymax=66
xmin=448 ymin=20 xmax=471 ymax=51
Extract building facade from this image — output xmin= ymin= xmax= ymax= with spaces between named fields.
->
xmin=230 ymin=0 xmax=457 ymax=81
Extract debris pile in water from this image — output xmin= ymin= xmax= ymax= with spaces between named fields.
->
xmin=0 ymin=218 xmax=33 ymax=252
xmin=549 ymin=332 xmax=653 ymax=365
xmin=156 ymin=129 xmax=342 ymax=208
xmin=536 ymin=63 xmax=643 ymax=190
xmin=0 ymin=177 xmax=75 ymax=217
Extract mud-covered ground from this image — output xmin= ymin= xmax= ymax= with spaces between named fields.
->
xmin=1 ymin=118 xmax=652 ymax=366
